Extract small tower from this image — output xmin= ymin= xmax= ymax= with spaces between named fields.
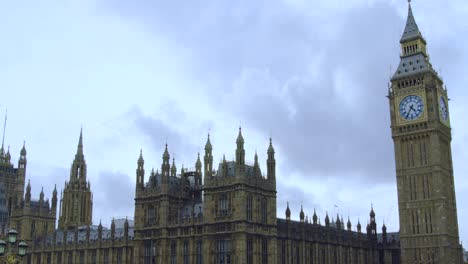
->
xmin=204 ymin=133 xmax=213 ymax=181
xmin=98 ymin=221 xmax=103 ymax=240
xmin=39 ymin=187 xmax=44 ymax=201
xmin=18 ymin=142 xmax=27 ymax=169
xmin=222 ymin=154 xmax=228 ymax=177
xmin=312 ymin=209 xmax=318 ymax=224
xmin=299 ymin=204 xmax=305 ymax=223
xmin=71 ymin=128 xmax=87 ymax=183
xmin=4 ymin=147 xmax=11 ymax=165
xmin=347 ymin=217 xmax=352 ymax=231
xmin=285 ymin=202 xmax=291 ymax=221
xmin=336 ymin=214 xmax=341 ymax=229
xmin=267 ymin=138 xmax=276 ymax=181
xmin=25 ymin=180 xmax=31 ymax=203
xmin=325 ymin=212 xmax=330 ymax=227
xmin=136 ymin=149 xmax=145 ymax=191
xmin=161 ymin=144 xmax=170 ymax=182
xmin=124 ymin=218 xmax=129 ymax=238
xmin=235 ymin=127 xmax=245 ymax=176
xmin=382 ymin=222 xmax=388 ymax=245
xmin=369 ymin=206 xmax=377 ymax=241
xmin=357 ymin=219 xmax=362 ymax=233
xmin=52 ymin=185 xmax=58 ymax=213
xmin=253 ymin=151 xmax=261 ymax=178
xmin=110 ymin=218 xmax=115 ymax=240
xmin=170 ymin=158 xmax=177 ymax=177
xmin=195 ymin=153 xmax=202 ymax=175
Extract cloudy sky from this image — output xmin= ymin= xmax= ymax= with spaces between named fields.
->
xmin=1 ymin=0 xmax=468 ymax=245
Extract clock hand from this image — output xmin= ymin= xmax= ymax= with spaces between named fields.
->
xmin=406 ymin=110 xmax=411 ymax=119
xmin=405 ymin=106 xmax=414 ymax=119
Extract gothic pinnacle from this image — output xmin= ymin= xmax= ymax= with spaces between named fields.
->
xmin=77 ymin=128 xmax=84 ymax=156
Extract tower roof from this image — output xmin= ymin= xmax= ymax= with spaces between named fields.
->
xmin=401 ymin=1 xmax=424 ymax=43
xmin=20 ymin=141 xmax=26 ymax=156
xmin=77 ymin=128 xmax=84 ymax=156
xmin=392 ymin=1 xmax=438 ymax=81
xmin=163 ymin=144 xmax=170 ymax=160
xmin=268 ymin=138 xmax=275 ymax=154
xmin=236 ymin=127 xmax=244 ymax=144
xmin=205 ymin=133 xmax=212 ymax=151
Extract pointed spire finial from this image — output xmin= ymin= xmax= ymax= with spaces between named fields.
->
xmin=401 ymin=0 xmax=423 ymax=43
xmin=76 ymin=128 xmax=84 ymax=156
xmin=236 ymin=126 xmax=244 ymax=144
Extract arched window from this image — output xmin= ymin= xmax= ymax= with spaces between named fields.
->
xmin=261 ymin=197 xmax=267 ymax=224
xmin=246 ymin=195 xmax=253 ymax=221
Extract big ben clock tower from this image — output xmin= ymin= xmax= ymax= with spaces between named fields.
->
xmin=389 ymin=1 xmax=463 ymax=263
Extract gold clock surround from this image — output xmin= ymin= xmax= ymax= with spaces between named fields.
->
xmin=395 ymin=90 xmax=428 ymax=125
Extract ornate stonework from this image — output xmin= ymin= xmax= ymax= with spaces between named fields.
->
xmin=388 ymin=2 xmax=463 ymax=263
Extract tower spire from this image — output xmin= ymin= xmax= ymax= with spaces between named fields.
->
xmin=401 ymin=0 xmax=422 ymax=43
xmin=235 ymin=127 xmax=245 ymax=175
xmin=77 ymin=127 xmax=83 ymax=156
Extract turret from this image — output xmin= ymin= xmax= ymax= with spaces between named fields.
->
xmin=171 ymin=158 xmax=177 ymax=177
xmin=4 ymin=146 xmax=11 ymax=165
xmin=336 ymin=214 xmax=341 ymax=229
xmin=299 ymin=204 xmax=305 ymax=223
xmin=70 ymin=129 xmax=87 ymax=183
xmin=39 ymin=187 xmax=44 ymax=202
xmin=357 ymin=219 xmax=362 ymax=233
xmin=222 ymin=154 xmax=228 ymax=177
xmin=124 ymin=218 xmax=129 ymax=238
xmin=111 ymin=218 xmax=115 ymax=240
xmin=253 ymin=151 xmax=261 ymax=178
xmin=369 ymin=206 xmax=377 ymax=240
xmin=285 ymin=202 xmax=291 ymax=221
xmin=325 ymin=212 xmax=330 ymax=227
xmin=195 ymin=153 xmax=202 ymax=175
xmin=98 ymin=221 xmax=103 ymax=240
xmin=161 ymin=144 xmax=170 ymax=184
xmin=347 ymin=218 xmax=352 ymax=231
xmin=382 ymin=222 xmax=388 ymax=245
xmin=136 ymin=149 xmax=145 ymax=190
xmin=25 ymin=180 xmax=31 ymax=203
xmin=204 ymin=134 xmax=213 ymax=181
xmin=235 ymin=127 xmax=245 ymax=176
xmin=267 ymin=138 xmax=275 ymax=181
xmin=18 ymin=141 xmax=27 ymax=169
xmin=312 ymin=209 xmax=318 ymax=224
xmin=52 ymin=185 xmax=58 ymax=211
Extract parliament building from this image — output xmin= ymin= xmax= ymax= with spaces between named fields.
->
xmin=0 ymin=1 xmax=464 ymax=263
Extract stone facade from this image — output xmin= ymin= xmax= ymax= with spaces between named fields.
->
xmin=23 ymin=130 xmax=399 ymax=264
xmin=388 ymin=2 xmax=464 ymax=263
xmin=0 ymin=142 xmax=26 ymax=233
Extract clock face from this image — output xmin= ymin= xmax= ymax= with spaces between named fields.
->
xmin=399 ymin=95 xmax=424 ymax=121
xmin=439 ymin=96 xmax=448 ymax=121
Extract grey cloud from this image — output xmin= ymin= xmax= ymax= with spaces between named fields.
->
xmin=93 ymin=171 xmax=134 ymax=226
xmin=101 ymin=0 xmax=399 ymax=183
xmin=125 ymin=104 xmax=212 ymax=169
xmin=100 ymin=0 xmax=468 ymax=241
xmin=217 ymin=2 xmax=400 ymax=183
